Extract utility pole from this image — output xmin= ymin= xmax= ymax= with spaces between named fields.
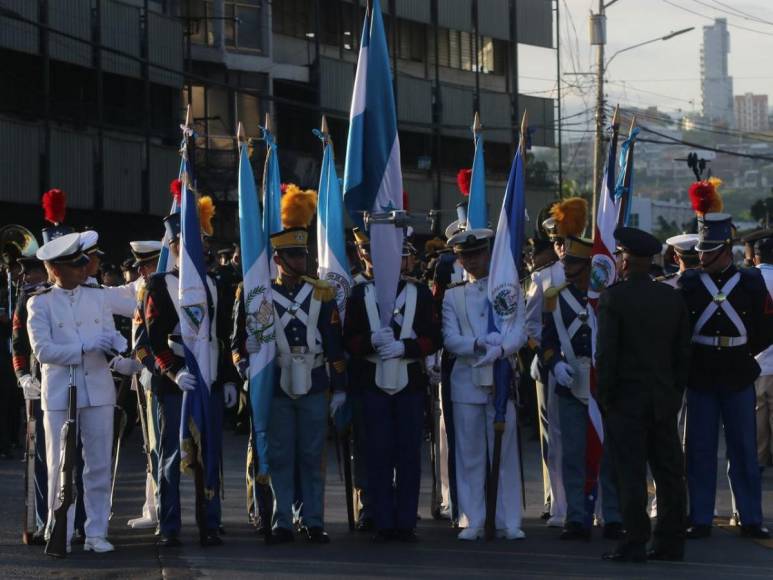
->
xmin=590 ymin=0 xmax=607 ymax=231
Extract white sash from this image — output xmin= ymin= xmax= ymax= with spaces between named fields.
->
xmin=364 ymin=283 xmax=418 ymax=395
xmin=692 ymin=273 xmax=745 ymax=344
xmin=551 ymin=288 xmax=593 ymax=404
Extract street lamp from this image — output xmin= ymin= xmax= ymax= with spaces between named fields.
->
xmin=588 ymin=5 xmax=694 ymax=229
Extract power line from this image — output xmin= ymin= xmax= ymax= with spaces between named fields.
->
xmin=662 ymin=0 xmax=773 ymax=37
xmin=709 ymin=0 xmax=773 ymax=26
xmin=638 ymin=124 xmax=773 ymax=161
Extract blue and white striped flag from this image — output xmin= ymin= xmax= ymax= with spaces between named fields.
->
xmin=261 ymin=124 xmax=283 ymax=242
xmin=178 ymin=144 xmax=218 ymax=493
xmin=343 ymin=0 xmax=403 ymax=325
xmin=316 ymin=125 xmax=352 ymax=320
xmin=237 ymin=127 xmax=276 ymax=478
xmin=467 ymin=119 xmax=488 ymax=230
xmin=487 ymin=116 xmax=528 ymax=423
xmin=156 ymin=155 xmax=184 ymax=274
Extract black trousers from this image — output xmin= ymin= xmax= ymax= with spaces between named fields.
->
xmin=605 ymin=404 xmax=686 ymax=551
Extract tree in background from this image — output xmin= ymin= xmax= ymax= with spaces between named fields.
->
xmin=750 ymin=197 xmax=773 ymax=229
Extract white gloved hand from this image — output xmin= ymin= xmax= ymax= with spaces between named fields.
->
xmin=329 ymin=391 xmax=347 ymax=418
xmin=82 ymin=332 xmax=113 ymax=354
xmin=18 ymin=374 xmax=41 ymax=400
xmin=245 ymin=334 xmax=260 ymax=354
xmin=111 ymin=331 xmax=128 ymax=354
xmin=371 ymin=327 xmax=395 ymax=348
xmin=223 ymin=382 xmax=238 ymax=408
xmin=175 ymin=369 xmax=197 ymax=392
xmin=377 ymin=340 xmax=405 ymax=360
xmin=110 ymin=355 xmax=143 ymax=376
xmin=427 ymin=364 xmax=441 ymax=385
xmin=474 ymin=344 xmax=503 ymax=368
xmin=485 ymin=332 xmax=503 ymax=347
xmin=530 ymin=355 xmax=541 ymax=381
xmin=553 ymin=361 xmax=575 ymax=387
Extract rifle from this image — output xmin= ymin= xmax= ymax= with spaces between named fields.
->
xmin=22 ymin=399 xmax=38 ymax=545
xmin=45 ymin=365 xmax=77 ymax=558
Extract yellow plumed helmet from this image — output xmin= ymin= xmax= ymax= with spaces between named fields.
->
xmin=281 ymin=184 xmax=317 ymax=229
xmin=550 ymin=197 xmax=588 ymax=238
xmin=198 ymin=195 xmax=216 ymax=236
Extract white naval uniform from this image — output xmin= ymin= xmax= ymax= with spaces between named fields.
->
xmin=87 ymin=276 xmax=141 ymax=318
xmin=525 ymin=261 xmax=566 ymax=524
xmin=27 ymin=284 xmax=117 ymax=543
xmin=442 ymin=276 xmax=525 ymax=532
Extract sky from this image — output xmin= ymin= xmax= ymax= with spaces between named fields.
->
xmin=518 ymin=0 xmax=773 ymax=128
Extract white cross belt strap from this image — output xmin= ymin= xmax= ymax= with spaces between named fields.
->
xmin=692 ymin=272 xmax=747 ymax=347
xmin=364 ymin=283 xmax=419 ymax=395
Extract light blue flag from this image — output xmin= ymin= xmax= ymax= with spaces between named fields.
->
xmin=467 ymin=129 xmax=488 ymax=229
xmin=316 ymin=127 xmax=352 ymax=320
xmin=156 ymin=155 xmax=184 ymax=273
xmin=343 ymin=0 xmax=403 ymax=325
xmin=177 ymin=146 xmax=219 ymax=495
xmin=261 ymin=126 xmax=283 ymax=242
xmin=237 ymin=130 xmax=276 ymax=478
xmin=487 ymin=121 xmax=527 ymax=423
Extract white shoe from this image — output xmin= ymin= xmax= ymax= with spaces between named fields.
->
xmin=128 ymin=516 xmax=157 ymax=529
xmin=546 ymin=515 xmax=564 ymax=528
xmin=496 ymin=528 xmax=526 ymax=540
xmin=457 ymin=527 xmax=484 ymax=541
xmin=84 ymin=537 xmax=114 ymax=553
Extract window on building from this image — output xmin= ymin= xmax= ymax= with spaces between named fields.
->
xmin=273 ymin=0 xmax=313 ymax=39
xmin=430 ymin=28 xmax=505 ymax=75
xmin=186 ymin=1 xmax=262 ymax=52
xmin=398 ymin=20 xmax=425 ymax=63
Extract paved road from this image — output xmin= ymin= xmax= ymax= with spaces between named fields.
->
xmin=0 ymin=424 xmax=770 ymax=579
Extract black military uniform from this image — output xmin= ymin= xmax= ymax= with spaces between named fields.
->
xmin=597 ymin=227 xmax=691 ymax=563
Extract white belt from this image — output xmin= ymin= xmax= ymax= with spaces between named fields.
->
xmin=692 ymin=335 xmax=747 ymax=347
xmin=365 ymin=355 xmax=419 ymax=366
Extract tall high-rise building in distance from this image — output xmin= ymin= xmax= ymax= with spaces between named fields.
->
xmin=734 ymin=93 xmax=769 ymax=132
xmin=701 ymin=18 xmax=734 ymax=126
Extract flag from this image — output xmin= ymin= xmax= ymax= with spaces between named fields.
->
xmin=487 ymin=117 xmax=528 ymax=423
xmin=316 ymin=125 xmax=352 ymax=320
xmin=615 ymin=126 xmax=639 ymax=228
xmin=237 ymin=128 xmax=277 ymax=478
xmin=177 ymin=139 xmax=219 ymax=495
xmin=261 ymin=124 xmax=283 ymax=241
xmin=343 ymin=0 xmax=403 ymax=326
xmin=467 ymin=118 xmax=488 ymax=230
xmin=156 ymin=155 xmax=184 ymax=274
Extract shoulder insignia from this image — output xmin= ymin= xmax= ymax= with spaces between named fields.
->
xmin=301 ymin=275 xmax=336 ymax=302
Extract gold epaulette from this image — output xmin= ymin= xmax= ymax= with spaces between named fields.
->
xmin=301 ymin=275 xmax=336 ymax=302
xmin=544 ymin=282 xmax=570 ymax=312
xmin=136 ymin=285 xmax=147 ymax=303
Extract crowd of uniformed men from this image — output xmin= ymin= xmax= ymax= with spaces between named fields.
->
xmin=1 ymin=176 xmax=771 ymax=564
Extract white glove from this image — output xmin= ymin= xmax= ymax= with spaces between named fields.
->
xmin=484 ymin=332 xmax=503 ymax=347
xmin=530 ymin=355 xmax=541 ymax=381
xmin=474 ymin=344 xmax=503 ymax=368
xmin=18 ymin=374 xmax=41 ymax=400
xmin=111 ymin=332 xmax=128 ymax=354
xmin=82 ymin=332 xmax=113 ymax=354
xmin=175 ymin=369 xmax=197 ymax=391
xmin=329 ymin=391 xmax=347 ymax=418
xmin=245 ymin=334 xmax=260 ymax=354
xmin=553 ymin=361 xmax=575 ymax=387
xmin=371 ymin=327 xmax=395 ymax=348
xmin=377 ymin=340 xmax=405 ymax=360
xmin=427 ymin=363 xmax=441 ymax=385
xmin=223 ymin=382 xmax=238 ymax=408
xmin=110 ymin=355 xmax=143 ymax=376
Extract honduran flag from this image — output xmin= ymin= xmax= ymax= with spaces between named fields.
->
xmin=467 ymin=114 xmax=488 ymax=230
xmin=487 ymin=115 xmax=528 ymax=423
xmin=237 ymin=125 xmax=277 ymax=478
xmin=316 ymin=122 xmax=352 ymax=320
xmin=177 ymin=138 xmax=219 ymax=495
xmin=343 ymin=0 xmax=403 ymax=326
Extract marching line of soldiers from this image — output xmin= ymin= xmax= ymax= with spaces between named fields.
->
xmin=1 ymin=175 xmax=771 ymax=564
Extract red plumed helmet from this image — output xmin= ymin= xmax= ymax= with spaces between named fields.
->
xmin=688 ymin=180 xmax=723 ymax=216
xmin=42 ymin=188 xmax=66 ymax=225
xmin=457 ymin=168 xmax=472 ymax=196
xmin=170 ymin=179 xmax=182 ymax=204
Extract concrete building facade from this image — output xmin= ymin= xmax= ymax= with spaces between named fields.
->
xmin=701 ymin=18 xmax=733 ymax=127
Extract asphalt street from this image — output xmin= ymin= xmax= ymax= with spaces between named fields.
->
xmin=0 ymin=423 xmax=770 ymax=579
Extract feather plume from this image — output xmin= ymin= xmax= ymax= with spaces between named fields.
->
xmin=170 ymin=179 xmax=182 ymax=204
xmin=403 ymin=190 xmax=410 ymax=211
xmin=42 ymin=189 xmax=66 ymax=225
xmin=456 ymin=168 xmax=472 ymax=196
xmin=198 ymin=196 xmax=216 ymax=236
xmin=550 ymin=197 xmax=587 ymax=238
xmin=281 ymin=183 xmax=317 ymax=228
xmin=689 ymin=180 xmax=723 ymax=216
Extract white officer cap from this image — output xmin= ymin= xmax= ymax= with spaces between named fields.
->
xmin=665 ymin=233 xmax=699 ymax=255
xmin=79 ymin=230 xmax=104 ymax=256
xmin=447 ymin=228 xmax=494 ymax=254
xmin=36 ymin=232 xmax=89 ymax=266
xmin=130 ymin=240 xmax=163 ymax=266
xmin=444 ymin=219 xmax=467 ymax=241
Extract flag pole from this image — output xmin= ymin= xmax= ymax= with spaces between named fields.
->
xmin=519 ymin=111 xmax=528 ymax=158
xmin=472 ymin=110 xmax=481 ymax=135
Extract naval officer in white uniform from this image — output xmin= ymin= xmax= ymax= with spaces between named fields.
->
xmin=27 ymin=233 xmax=126 ymax=554
xmin=441 ymin=228 xmax=526 ymax=541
